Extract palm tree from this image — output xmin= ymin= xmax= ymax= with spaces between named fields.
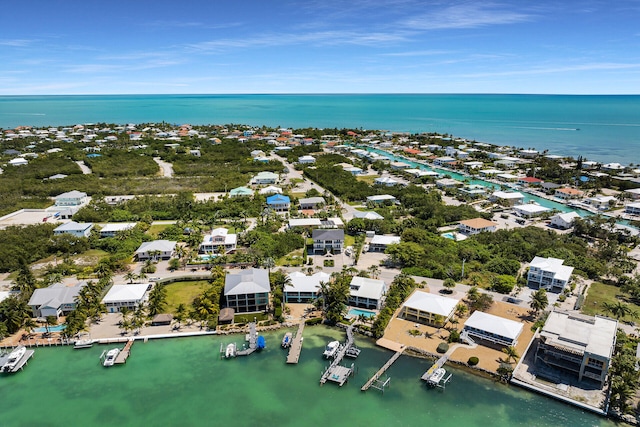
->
xmin=124 ymin=271 xmax=137 ymax=284
xmin=602 ymin=301 xmax=635 ymax=320
xmin=502 ymin=346 xmax=520 ymax=364
xmin=22 ymin=318 xmax=38 ymax=339
xmin=529 ymin=289 xmax=548 ymax=315
xmin=368 ymin=265 xmax=381 ymax=279
xmin=44 ymin=315 xmax=58 ymax=334
xmin=455 ymin=303 xmax=468 ymax=320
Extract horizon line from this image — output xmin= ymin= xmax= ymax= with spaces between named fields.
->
xmin=1 ymin=92 xmax=639 ymax=97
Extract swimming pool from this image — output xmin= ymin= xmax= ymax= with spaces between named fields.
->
xmin=441 ymin=232 xmax=456 ymax=240
xmin=198 ymin=254 xmax=218 ymax=261
xmin=35 ymin=325 xmax=66 ymax=333
xmin=347 ymin=308 xmax=376 ymax=318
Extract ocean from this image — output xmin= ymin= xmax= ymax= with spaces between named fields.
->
xmin=0 ymin=94 xmax=639 ymax=165
xmin=0 ymin=326 xmax=616 ymax=427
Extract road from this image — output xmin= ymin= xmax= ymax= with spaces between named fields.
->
xmin=153 ymin=157 xmax=174 ymax=178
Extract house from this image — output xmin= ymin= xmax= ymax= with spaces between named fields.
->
xmin=555 ymin=187 xmax=584 ymax=200
xmin=463 ymin=161 xmax=484 ymax=170
xmin=497 ymin=173 xmax=519 ymax=182
xmin=224 ymin=268 xmax=270 ymax=313
xmin=313 ymin=228 xmax=344 ymax=254
xmin=433 ymin=156 xmax=457 ymax=167
xmin=229 ymin=186 xmax=254 ymax=197
xmin=343 ymin=166 xmax=364 ymax=175
xmin=462 ymin=311 xmax=524 ymax=347
xmin=585 ymin=195 xmax=616 ymax=210
xmin=369 ymin=235 xmax=400 ymax=252
xmin=99 ymin=222 xmax=136 ymax=238
xmin=135 ymin=240 xmax=177 ymax=261
xmin=519 ymin=149 xmax=539 ymax=158
xmin=390 ymin=161 xmax=411 ymax=170
xmin=288 ymin=217 xmax=343 ymax=229
xmin=534 ymin=310 xmax=617 ymax=387
xmin=53 ymin=221 xmax=94 ymax=238
xmin=200 ymin=228 xmax=237 ymax=254
xmin=458 ymin=185 xmax=486 ymax=198
xmin=251 ymin=171 xmax=279 ymax=185
xmin=266 ymin=194 xmax=291 ymax=212
xmin=513 ymin=203 xmax=551 ymax=218
xmin=102 ymin=284 xmax=149 ymax=313
xmin=550 ymin=212 xmax=581 ymax=229
xmin=625 ymin=202 xmax=640 ymax=215
xmin=518 ymin=176 xmax=543 ymax=186
xmin=374 ymin=176 xmax=399 ymax=187
xmin=54 ymin=190 xmax=89 ymax=206
xmin=28 ymin=282 xmax=88 ymax=318
xmin=259 ymin=185 xmax=283 ymax=195
xmin=458 ymin=218 xmax=498 ymax=235
xmin=624 ymin=188 xmax=640 ymax=200
xmin=348 ymin=277 xmax=386 ymax=310
xmin=8 ymin=158 xmax=28 ymax=166
xmin=490 ymin=191 xmax=525 ymax=206
xmin=527 ymin=256 xmax=574 ymax=293
xmin=297 ymin=155 xmax=316 ymax=164
xmin=400 ymin=290 xmax=459 ymax=327
xmin=366 ymin=194 xmax=397 ymax=205
xmin=352 ymin=211 xmax=384 ymax=220
xmin=284 ymin=271 xmax=330 ymax=303
xmin=435 ymin=178 xmax=462 ymax=189
xmin=299 ymin=197 xmax=325 ymax=210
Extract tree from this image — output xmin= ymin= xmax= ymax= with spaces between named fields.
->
xmin=45 ymin=315 xmax=58 ymax=334
xmin=22 ymin=317 xmax=38 ymax=339
xmin=529 ymin=289 xmax=548 ymax=315
xmin=502 ymin=346 xmax=520 ymax=363
xmin=602 ymin=301 xmax=635 ymax=320
xmin=124 ymin=271 xmax=137 ymax=284
xmin=368 ymin=264 xmax=380 ymax=279
xmin=147 ymin=284 xmax=167 ymax=317
xmin=442 ymin=278 xmax=456 ymax=293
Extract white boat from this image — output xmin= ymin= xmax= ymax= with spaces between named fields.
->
xmin=322 ymin=340 xmax=340 ymax=358
xmin=74 ymin=334 xmax=93 ymax=349
xmin=2 ymin=346 xmax=26 ymax=372
xmin=427 ymin=367 xmax=446 ymax=385
xmin=281 ymin=332 xmax=292 ymax=348
xmin=225 ymin=343 xmax=237 ymax=358
xmin=102 ymin=348 xmax=120 ymax=367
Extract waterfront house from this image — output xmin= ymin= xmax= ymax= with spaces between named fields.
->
xmin=102 ymin=284 xmax=149 ymax=313
xmin=527 ymin=256 xmax=574 ymax=293
xmin=200 ymin=228 xmax=237 ymax=254
xmin=463 ymin=161 xmax=484 ymax=170
xmin=53 ymin=221 xmax=94 ymax=238
xmin=313 ymin=228 xmax=344 ymax=254
xmin=349 ymin=277 xmax=386 ymax=310
xmin=624 ymin=188 xmax=640 ymax=200
xmin=368 ymin=234 xmax=400 ymax=252
xmin=400 ymin=290 xmax=459 ymax=327
xmin=459 ymin=185 xmax=486 ymax=198
xmin=534 ymin=310 xmax=617 ymax=387
xmin=518 ymin=176 xmax=544 ymax=186
xmin=513 ymin=203 xmax=551 ymax=218
xmin=284 ymin=271 xmax=330 ymax=303
xmin=135 ymin=240 xmax=177 ymax=261
xmin=550 ymin=212 xmax=581 ymax=229
xmin=54 ymin=190 xmax=89 ymax=207
xmin=224 ymin=268 xmax=270 ymax=313
xmin=490 ymin=191 xmax=525 ymax=206
xmin=266 ymin=194 xmax=291 ymax=212
xmin=625 ymin=202 xmax=640 ymax=215
xmin=299 ymin=196 xmax=325 ymax=210
xmin=229 ymin=186 xmax=254 ymax=197
xmin=28 ymin=282 xmax=88 ymax=318
xmin=458 ymin=218 xmax=498 ymax=235
xmin=433 ymin=156 xmax=457 ymax=167
xmin=555 ymin=187 xmax=584 ymax=200
xmin=479 ymin=168 xmax=502 ymax=177
xmin=462 ymin=311 xmax=524 ymax=347
xmin=435 ymin=178 xmax=462 ymax=189
xmin=99 ymin=222 xmax=136 ymax=238
xmin=584 ymin=195 xmax=616 ymax=210
xmin=519 ymin=149 xmax=539 ymax=158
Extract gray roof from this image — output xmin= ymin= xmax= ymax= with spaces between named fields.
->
xmin=299 ymin=197 xmax=325 ymax=205
xmin=312 ymin=228 xmax=344 ymax=241
xmin=541 ymin=311 xmax=617 ymax=359
xmin=28 ymin=282 xmax=87 ymax=308
xmin=224 ymin=268 xmax=270 ymax=296
xmin=54 ymin=221 xmax=93 ymax=232
xmin=135 ymin=240 xmax=177 ymax=254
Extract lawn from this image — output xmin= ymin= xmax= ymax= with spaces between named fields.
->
xmin=582 ymin=281 xmax=640 ymax=323
xmin=163 ymin=280 xmax=209 ymax=314
xmin=146 ymin=224 xmax=171 ymax=238
xmin=344 ymin=235 xmax=356 ymax=248
xmin=356 ymin=175 xmax=377 ymax=185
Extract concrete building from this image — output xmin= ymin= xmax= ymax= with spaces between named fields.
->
xmin=99 ymin=222 xmax=136 ymax=238
xmin=312 ymin=228 xmax=344 ymax=254
xmin=369 ymin=234 xmax=401 ymax=252
xmin=400 ymin=291 xmax=459 ymax=327
xmin=200 ymin=228 xmax=237 ymax=254
xmin=550 ymin=212 xmax=581 ymax=229
xmin=28 ymin=282 xmax=88 ymax=318
xmin=53 ymin=221 xmax=94 ymax=238
xmin=527 ymin=256 xmax=574 ymax=293
xmin=349 ymin=276 xmax=386 ymax=310
xmin=102 ymin=284 xmax=149 ymax=313
xmin=462 ymin=311 xmax=524 ymax=347
xmin=266 ymin=194 xmax=291 ymax=212
xmin=224 ymin=268 xmax=270 ymax=313
xmin=458 ymin=218 xmax=498 ymax=235
xmin=284 ymin=271 xmax=330 ymax=303
xmin=135 ymin=240 xmax=177 ymax=261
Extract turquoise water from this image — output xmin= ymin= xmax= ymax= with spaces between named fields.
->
xmin=347 ymin=308 xmax=375 ymax=318
xmin=442 ymin=232 xmax=457 ymax=240
xmin=0 ymin=94 xmax=638 ymax=164
xmin=34 ymin=325 xmax=66 ymax=333
xmin=0 ymin=326 xmax=617 ymax=427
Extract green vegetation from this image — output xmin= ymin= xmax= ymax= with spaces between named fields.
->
xmin=436 ymin=342 xmax=449 ymax=353
xmin=372 ymin=274 xmax=417 ymax=337
xmin=467 ymin=356 xmax=479 ymax=366
xmin=84 ymin=150 xmax=159 ymax=177
xmin=164 ymin=281 xmax=209 ymax=314
xmin=608 ymin=331 xmax=640 ymax=414
xmin=582 ymin=282 xmax=640 ymax=323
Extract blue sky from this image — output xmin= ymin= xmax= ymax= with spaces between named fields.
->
xmin=1 ymin=0 xmax=639 ymax=94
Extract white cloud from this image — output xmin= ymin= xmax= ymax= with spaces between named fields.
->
xmin=404 ymin=3 xmax=533 ymax=30
xmin=0 ymin=39 xmax=36 ymax=47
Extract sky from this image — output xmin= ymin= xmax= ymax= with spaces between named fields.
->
xmin=1 ymin=0 xmax=639 ymax=95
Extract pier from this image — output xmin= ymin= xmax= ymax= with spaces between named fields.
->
xmin=286 ymin=320 xmax=306 ymax=364
xmin=114 ymin=339 xmax=134 ymax=364
xmin=319 ymin=325 xmax=356 ymax=386
xmin=421 ymin=353 xmax=453 ymax=389
xmin=361 ymin=347 xmax=405 ymax=392
xmin=236 ymin=322 xmax=258 ymax=356
xmin=0 ymin=349 xmax=35 ymax=373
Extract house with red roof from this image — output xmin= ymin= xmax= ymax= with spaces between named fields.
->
xmin=518 ymin=176 xmax=544 ymax=186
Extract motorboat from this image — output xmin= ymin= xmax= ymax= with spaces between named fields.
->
xmin=102 ymin=348 xmax=120 ymax=367
xmin=427 ymin=367 xmax=446 ymax=385
xmin=256 ymin=336 xmax=266 ymax=350
xmin=281 ymin=332 xmax=292 ymax=348
xmin=322 ymin=340 xmax=340 ymax=359
xmin=2 ymin=346 xmax=26 ymax=372
xmin=225 ymin=343 xmax=237 ymax=358
xmin=74 ymin=334 xmax=93 ymax=349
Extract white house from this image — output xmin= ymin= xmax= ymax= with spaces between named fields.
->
xmin=284 ymin=271 xmax=330 ymax=303
xmin=135 ymin=240 xmax=177 ymax=261
xmin=585 ymin=196 xmax=616 ymax=210
xmin=9 ymin=157 xmax=28 ymax=166
xmin=349 ymin=277 xmax=386 ymax=310
xmin=224 ymin=268 xmax=270 ymax=313
xmin=458 ymin=218 xmax=498 ymax=235
xmin=462 ymin=311 xmax=524 ymax=347
xmin=401 ymin=291 xmax=459 ymax=327
xmin=491 ymin=191 xmax=525 ymax=206
xmin=102 ymin=284 xmax=150 ymax=313
xmin=366 ymin=194 xmax=397 ymax=205
xmin=298 ymin=155 xmax=316 ymax=164
xmin=513 ymin=203 xmax=551 ymax=218
xmin=625 ymin=202 xmax=640 ymax=215
xmin=54 ymin=190 xmax=89 ymax=206
xmin=251 ymin=171 xmax=279 ymax=185
xmin=374 ymin=176 xmax=399 ymax=186
xmin=527 ymin=256 xmax=574 ymax=293
xmin=28 ymin=282 xmax=88 ymax=318
xmin=200 ymin=228 xmax=237 ymax=254
xmin=550 ymin=212 xmax=581 ymax=229
xmin=369 ymin=235 xmax=401 ymax=252
xmin=299 ymin=197 xmax=325 ymax=210
xmin=352 ymin=211 xmax=384 ymax=220
xmin=53 ymin=221 xmax=94 ymax=238
xmin=99 ymin=222 xmax=136 ymax=238
xmin=313 ymin=229 xmax=344 ymax=254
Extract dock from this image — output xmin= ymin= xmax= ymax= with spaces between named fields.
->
xmin=420 ymin=353 xmax=453 ymax=389
xmin=319 ymin=325 xmax=356 ymax=386
xmin=0 ymin=349 xmax=35 ymax=373
xmin=286 ymin=320 xmax=306 ymax=364
xmin=236 ymin=322 xmax=258 ymax=356
xmin=361 ymin=347 xmax=405 ymax=392
xmin=114 ymin=339 xmax=134 ymax=364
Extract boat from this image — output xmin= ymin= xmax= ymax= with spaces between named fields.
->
xmin=225 ymin=343 xmax=236 ymax=358
xmin=256 ymin=336 xmax=266 ymax=350
xmin=322 ymin=340 xmax=340 ymax=359
xmin=74 ymin=334 xmax=93 ymax=349
xmin=2 ymin=346 xmax=26 ymax=372
xmin=281 ymin=332 xmax=292 ymax=348
xmin=102 ymin=348 xmax=120 ymax=367
xmin=427 ymin=367 xmax=446 ymax=385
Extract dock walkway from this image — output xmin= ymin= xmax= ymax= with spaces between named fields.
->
xmin=319 ymin=325 xmax=355 ymax=386
xmin=286 ymin=320 xmax=306 ymax=364
xmin=421 ymin=353 xmax=450 ymax=381
xmin=236 ymin=322 xmax=257 ymax=356
xmin=361 ymin=347 xmax=405 ymax=391
xmin=114 ymin=339 xmax=134 ymax=364
xmin=0 ymin=349 xmax=35 ymax=373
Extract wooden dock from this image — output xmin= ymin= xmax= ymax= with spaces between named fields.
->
xmin=236 ymin=322 xmax=258 ymax=356
xmin=286 ymin=320 xmax=306 ymax=364
xmin=114 ymin=339 xmax=134 ymax=364
xmin=361 ymin=347 xmax=405 ymax=391
xmin=421 ymin=353 xmax=450 ymax=381
xmin=319 ymin=325 xmax=356 ymax=386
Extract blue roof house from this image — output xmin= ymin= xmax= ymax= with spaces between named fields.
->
xmin=266 ymin=194 xmax=291 ymax=212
